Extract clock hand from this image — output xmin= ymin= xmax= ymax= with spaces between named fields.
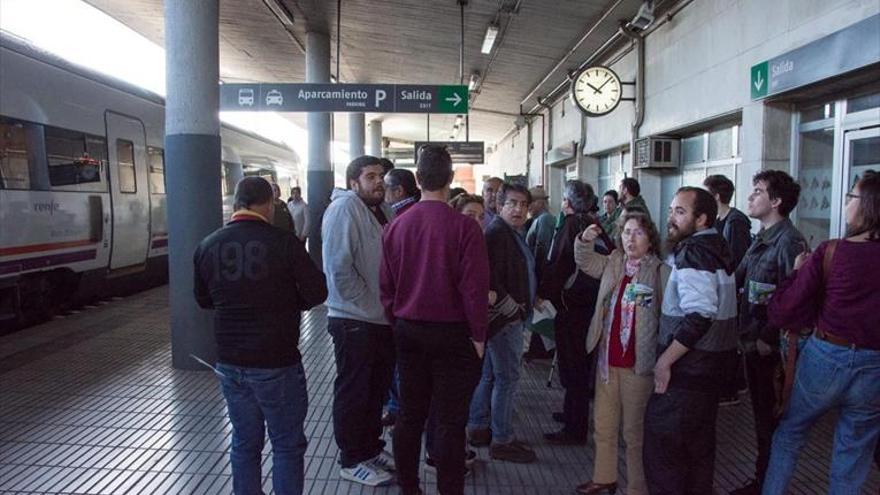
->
xmin=596 ymin=75 xmax=614 ymax=92
xmin=586 ymin=82 xmax=602 ymax=94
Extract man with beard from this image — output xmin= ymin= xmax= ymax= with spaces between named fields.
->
xmin=643 ymin=186 xmax=738 ymax=494
xmin=322 ymin=155 xmax=396 ymax=487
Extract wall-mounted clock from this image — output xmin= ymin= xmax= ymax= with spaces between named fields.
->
xmin=571 ymin=66 xmax=622 ymax=117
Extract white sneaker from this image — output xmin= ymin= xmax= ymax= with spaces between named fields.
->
xmin=369 ymin=449 xmax=396 ymax=472
xmin=339 ymin=462 xmax=394 ymax=487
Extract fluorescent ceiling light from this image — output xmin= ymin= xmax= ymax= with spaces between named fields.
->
xmin=468 ymin=72 xmax=481 ymax=91
xmin=481 ymin=23 xmax=499 ymax=54
xmin=263 ymin=0 xmax=295 ymax=27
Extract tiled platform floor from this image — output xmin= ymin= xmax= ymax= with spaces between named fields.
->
xmin=0 ymin=286 xmax=877 ymax=494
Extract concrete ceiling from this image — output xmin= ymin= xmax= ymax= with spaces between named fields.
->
xmin=84 ymin=0 xmax=643 ymax=150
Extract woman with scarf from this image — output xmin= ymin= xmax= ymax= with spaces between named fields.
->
xmin=572 ymin=211 xmax=669 ymax=495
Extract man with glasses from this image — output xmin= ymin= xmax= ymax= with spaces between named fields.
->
xmin=467 ymin=183 xmax=538 ymax=464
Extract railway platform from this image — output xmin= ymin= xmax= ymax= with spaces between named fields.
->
xmin=1 ymin=286 xmax=877 ymax=494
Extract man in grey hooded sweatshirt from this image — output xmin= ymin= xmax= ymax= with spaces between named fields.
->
xmin=322 ymin=155 xmax=396 ymax=487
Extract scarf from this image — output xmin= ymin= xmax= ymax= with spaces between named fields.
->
xmin=599 ymin=256 xmax=641 ymax=383
xmin=230 ymin=209 xmax=269 ymax=223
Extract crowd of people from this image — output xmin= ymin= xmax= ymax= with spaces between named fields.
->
xmin=193 ymin=144 xmax=879 ymax=495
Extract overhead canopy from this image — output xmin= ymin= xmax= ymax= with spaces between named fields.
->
xmin=85 ymin=0 xmax=643 ymax=147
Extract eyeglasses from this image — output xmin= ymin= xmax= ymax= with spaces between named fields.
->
xmin=503 ymin=199 xmax=529 ymax=209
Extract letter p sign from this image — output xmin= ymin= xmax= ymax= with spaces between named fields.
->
xmin=375 ymin=89 xmax=387 ymax=109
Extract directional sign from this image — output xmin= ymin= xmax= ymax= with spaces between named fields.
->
xmin=220 ymin=83 xmax=468 ymax=113
xmin=750 ymin=61 xmax=768 ymax=100
xmin=414 ymin=141 xmax=484 ymax=164
xmin=750 ymin=14 xmax=879 ymax=100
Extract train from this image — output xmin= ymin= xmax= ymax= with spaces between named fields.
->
xmin=0 ymin=32 xmax=301 ymax=331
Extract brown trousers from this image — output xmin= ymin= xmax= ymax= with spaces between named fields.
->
xmin=592 ymin=366 xmax=653 ymax=494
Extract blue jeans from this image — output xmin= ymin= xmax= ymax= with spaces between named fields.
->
xmin=762 ymin=336 xmax=880 ymax=495
xmin=386 ymin=367 xmax=400 ymax=415
xmin=467 ymin=321 xmax=524 ymax=444
xmin=216 ymin=362 xmax=309 ymax=495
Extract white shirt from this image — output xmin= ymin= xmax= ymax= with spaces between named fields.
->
xmin=287 ymin=199 xmax=310 ymax=240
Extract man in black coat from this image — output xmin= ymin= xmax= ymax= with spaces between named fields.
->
xmin=538 ymin=180 xmax=609 ymax=445
xmin=194 ymin=176 xmax=327 ymax=495
xmin=467 ymin=183 xmax=538 ymax=464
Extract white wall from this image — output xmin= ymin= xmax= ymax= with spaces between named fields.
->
xmin=490 ymin=0 xmax=879 ymax=212
xmin=586 ymin=0 xmax=880 ymax=154
xmin=550 ymin=97 xmax=581 ymax=148
xmin=486 ymin=125 xmax=528 ymax=178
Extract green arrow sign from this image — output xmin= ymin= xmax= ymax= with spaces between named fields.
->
xmin=437 ymin=86 xmax=468 ymax=113
xmin=750 ymin=61 xmax=769 ymax=100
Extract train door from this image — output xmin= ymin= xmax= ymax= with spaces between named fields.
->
xmin=105 ymin=112 xmax=150 ymax=270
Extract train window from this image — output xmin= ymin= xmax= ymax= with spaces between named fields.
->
xmin=148 ymin=147 xmax=165 ymax=194
xmin=0 ymin=120 xmax=32 ymax=189
xmin=45 ymin=126 xmax=104 ymax=189
xmin=116 ymin=139 xmax=137 ymax=193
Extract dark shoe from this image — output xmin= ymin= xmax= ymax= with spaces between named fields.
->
xmin=552 ymin=411 xmax=565 ymax=423
xmin=718 ymin=394 xmax=741 ymax=406
xmin=729 ymin=479 xmax=761 ymax=495
xmin=381 ymin=411 xmax=397 ymax=427
xmin=425 ymin=449 xmax=477 ymax=469
xmin=544 ymin=429 xmax=587 ymax=445
xmin=575 ymin=480 xmax=618 ymax=494
xmin=468 ymin=428 xmax=491 ymax=447
xmin=489 ymin=440 xmax=537 ymax=463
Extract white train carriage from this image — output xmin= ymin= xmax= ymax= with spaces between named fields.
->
xmin=0 ymin=33 xmax=300 ymax=330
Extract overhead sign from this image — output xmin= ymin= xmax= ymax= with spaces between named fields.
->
xmin=220 ymin=83 xmax=468 ymax=113
xmin=414 ymin=141 xmax=485 ymax=164
xmin=750 ymin=14 xmax=879 ymax=100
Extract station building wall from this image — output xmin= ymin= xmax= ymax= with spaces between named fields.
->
xmin=493 ymin=0 xmax=879 ymax=240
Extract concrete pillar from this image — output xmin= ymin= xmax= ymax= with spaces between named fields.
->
xmin=369 ymin=119 xmax=383 ymax=157
xmin=306 ymin=30 xmax=332 ymax=266
xmin=165 ymin=0 xmax=221 ymax=370
xmin=349 ymin=113 xmax=365 ymax=158
xmin=739 ymin=101 xmax=793 ymax=231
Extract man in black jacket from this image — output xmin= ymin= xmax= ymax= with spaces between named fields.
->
xmin=194 ymin=176 xmax=327 ymax=495
xmin=539 ymin=180 xmax=608 ymax=445
xmin=704 ymin=174 xmax=752 ymax=408
xmin=467 ymin=183 xmax=537 ymax=464
xmin=730 ymin=171 xmax=805 ymax=495
xmin=643 ymin=186 xmax=738 ymax=494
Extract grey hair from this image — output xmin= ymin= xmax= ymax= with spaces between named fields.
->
xmin=563 ymin=180 xmax=598 ymax=214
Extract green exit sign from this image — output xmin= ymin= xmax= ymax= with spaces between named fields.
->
xmin=436 ymin=85 xmax=468 ymax=113
xmin=751 ymin=61 xmax=769 ymax=100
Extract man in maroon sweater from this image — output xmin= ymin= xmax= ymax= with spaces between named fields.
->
xmin=380 ymin=144 xmax=489 ymax=495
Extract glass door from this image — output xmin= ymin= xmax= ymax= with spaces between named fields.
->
xmin=795 ymin=125 xmax=835 ymax=245
xmin=838 ymin=127 xmax=880 ymax=236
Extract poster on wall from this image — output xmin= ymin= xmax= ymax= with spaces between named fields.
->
xmin=797 ymin=167 xmax=833 ymax=220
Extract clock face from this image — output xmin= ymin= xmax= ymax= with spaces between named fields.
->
xmin=571 ymin=66 xmax=622 ymax=116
